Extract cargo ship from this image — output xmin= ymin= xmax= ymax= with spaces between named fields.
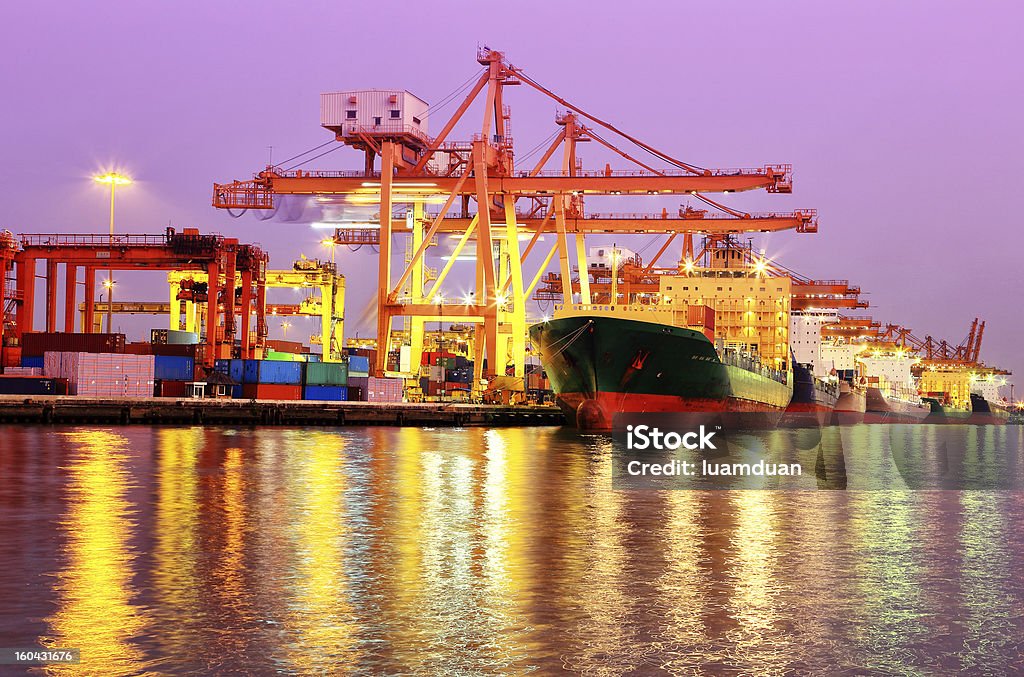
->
xmin=529 ymin=238 xmax=794 ymax=431
xmin=864 ymin=383 xmax=930 ymax=423
xmin=923 ymin=396 xmax=972 ymax=423
xmin=530 ymin=310 xmax=792 ymax=430
xmin=832 ymin=380 xmax=867 ymax=424
xmin=968 ymin=392 xmax=1009 ymax=425
xmin=781 ymin=361 xmax=838 ymax=427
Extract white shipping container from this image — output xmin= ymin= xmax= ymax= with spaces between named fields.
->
xmin=320 ymin=90 xmax=429 ymax=137
xmin=43 ymin=352 xmax=154 ymax=397
xmin=2 ymin=367 xmax=43 ymax=376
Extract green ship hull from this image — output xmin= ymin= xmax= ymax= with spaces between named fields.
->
xmin=529 ymin=314 xmax=793 ymax=430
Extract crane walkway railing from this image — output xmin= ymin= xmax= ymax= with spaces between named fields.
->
xmin=19 ymin=234 xmax=170 ymax=247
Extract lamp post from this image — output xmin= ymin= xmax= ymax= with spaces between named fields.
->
xmin=93 ymin=172 xmax=132 ymax=334
xmin=434 ymin=294 xmax=444 ymax=399
xmin=320 ymin=235 xmax=338 ymax=266
xmin=281 ymin=320 xmax=292 ymax=338
xmin=101 ymin=278 xmax=116 ymax=332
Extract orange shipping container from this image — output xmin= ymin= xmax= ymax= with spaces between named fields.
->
xmin=240 ymin=384 xmax=302 ymax=400
xmin=687 ymin=305 xmax=716 ymax=332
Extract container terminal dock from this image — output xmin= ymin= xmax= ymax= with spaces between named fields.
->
xmin=0 ymin=395 xmax=563 ymax=427
xmin=0 ymin=47 xmax=1017 ymax=426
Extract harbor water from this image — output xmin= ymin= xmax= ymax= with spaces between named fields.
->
xmin=2 ymin=425 xmax=1024 ymax=674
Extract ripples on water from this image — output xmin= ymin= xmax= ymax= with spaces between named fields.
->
xmin=0 ymin=425 xmax=1023 ymax=674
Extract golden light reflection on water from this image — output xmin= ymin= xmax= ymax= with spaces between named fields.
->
xmin=41 ymin=430 xmax=147 ymax=676
xmin=957 ymin=490 xmax=1014 ymax=670
xmin=726 ymin=492 xmax=789 ymax=675
xmin=657 ymin=491 xmax=712 ymax=667
xmin=564 ymin=440 xmax=634 ymax=672
xmin=152 ymin=428 xmax=203 ymax=657
xmin=279 ymin=431 xmax=358 ymax=669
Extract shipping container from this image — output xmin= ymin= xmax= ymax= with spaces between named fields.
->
xmin=267 ymin=339 xmax=308 ymax=354
xmin=240 ymin=384 xmax=302 ymax=400
xmin=3 ymin=367 xmax=43 ymax=376
xmin=348 ymin=355 xmax=370 ymax=376
xmin=156 ymin=380 xmax=189 ymax=398
xmin=152 ymin=343 xmax=198 ymax=358
xmin=150 ymin=328 xmax=199 ymax=345
xmin=154 ymin=356 xmax=195 ymax=381
xmin=22 ymin=332 xmax=125 ymax=357
xmin=242 ymin=360 xmax=303 ymax=385
xmin=215 ymin=359 xmax=246 ymax=384
xmin=361 ymin=376 xmax=403 ymax=403
xmin=304 ymin=361 xmax=348 ymax=386
xmin=0 ymin=376 xmax=58 ymax=395
xmin=346 ymin=386 xmax=363 ymax=402
xmin=303 ymin=385 xmax=348 ymax=401
xmin=265 ymin=350 xmax=306 ymax=362
xmin=2 ymin=346 xmax=22 ymax=369
xmin=44 ymin=352 xmax=155 ymax=397
xmin=686 ymin=305 xmax=716 ymax=332
xmin=20 ymin=355 xmax=44 ymax=369
xmin=124 ymin=342 xmax=154 ymax=355
xmin=168 ymin=330 xmax=199 ymax=345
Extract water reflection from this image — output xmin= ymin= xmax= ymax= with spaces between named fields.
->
xmin=278 ymin=431 xmax=358 ymax=670
xmin=41 ymin=430 xmax=146 ymax=676
xmin=0 ymin=425 xmax=1020 ymax=674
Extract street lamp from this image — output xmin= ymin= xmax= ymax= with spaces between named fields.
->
xmin=101 ymin=278 xmax=116 ymax=332
xmin=320 ymin=236 xmax=338 ymax=265
xmin=93 ymin=171 xmax=132 ymax=334
xmin=281 ymin=320 xmax=292 ymax=338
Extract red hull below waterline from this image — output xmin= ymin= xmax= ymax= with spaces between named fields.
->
xmin=554 ymin=390 xmax=787 ymax=431
xmin=780 ymin=401 xmax=834 ymax=428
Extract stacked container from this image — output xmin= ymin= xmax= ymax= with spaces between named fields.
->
xmin=347 ymin=376 xmax=403 ymax=402
xmin=213 ymin=359 xmax=303 ymax=400
xmin=303 ymin=361 xmax=348 ymax=401
xmin=0 ymin=376 xmax=60 ymax=395
xmin=22 ymin=333 xmax=125 ymax=357
xmin=44 ymin=352 xmax=155 ymax=397
xmin=348 ymin=355 xmax=370 ymax=377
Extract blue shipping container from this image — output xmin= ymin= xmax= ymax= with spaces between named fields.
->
xmin=243 ymin=359 xmax=303 ymax=385
xmin=20 ymin=355 xmax=44 ymax=368
xmin=303 ymin=385 xmax=348 ymax=401
xmin=155 ymin=356 xmax=195 ymax=381
xmin=348 ymin=355 xmax=370 ymax=375
xmin=214 ymin=359 xmax=246 ymax=384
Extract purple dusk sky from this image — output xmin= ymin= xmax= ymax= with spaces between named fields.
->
xmin=2 ymin=1 xmax=1021 ymax=388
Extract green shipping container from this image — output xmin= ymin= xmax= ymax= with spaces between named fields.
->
xmin=266 ymin=350 xmax=306 ymax=362
xmin=305 ymin=361 xmax=348 ymax=386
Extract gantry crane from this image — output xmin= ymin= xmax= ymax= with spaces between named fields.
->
xmin=211 ymin=48 xmax=817 ymax=384
xmin=1 ymin=228 xmax=269 ymax=368
xmin=166 ymin=259 xmax=344 ymax=361
xmin=533 ymin=232 xmax=863 ymax=310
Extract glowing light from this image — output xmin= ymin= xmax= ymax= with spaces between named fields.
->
xmin=542 ymin=314 xmax=551 ymax=322
xmin=311 ymin=222 xmax=379 ymax=230
xmin=495 ymin=293 xmax=509 ymax=306
xmin=102 ymin=278 xmax=116 ymax=289
xmin=433 ymin=295 xmax=444 ymax=305
xmin=93 ymin=172 xmax=132 ymax=186
xmin=360 ymin=182 xmax=437 ymax=188
xmin=463 ymin=293 xmax=475 ymax=305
